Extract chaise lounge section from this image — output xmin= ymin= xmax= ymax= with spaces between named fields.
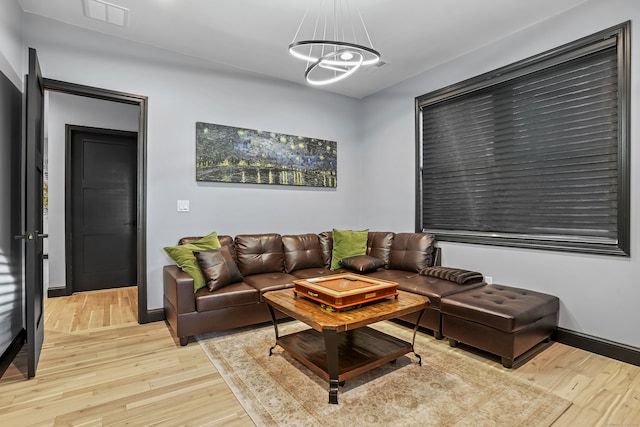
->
xmin=441 ymin=284 xmax=560 ymax=367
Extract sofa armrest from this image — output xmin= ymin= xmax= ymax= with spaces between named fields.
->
xmin=163 ymin=265 xmax=196 ymax=314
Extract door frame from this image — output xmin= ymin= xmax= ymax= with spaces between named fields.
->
xmin=43 ymin=78 xmax=156 ymax=324
xmin=65 ymin=125 xmax=138 ymax=294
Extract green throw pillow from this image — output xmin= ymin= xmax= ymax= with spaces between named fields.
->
xmin=164 ymin=231 xmax=221 ymax=291
xmin=330 ymin=229 xmax=368 ymax=270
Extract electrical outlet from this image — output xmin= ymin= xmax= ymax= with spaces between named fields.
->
xmin=485 ymin=276 xmax=493 ymax=284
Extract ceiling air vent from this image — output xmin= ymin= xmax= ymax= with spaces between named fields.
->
xmin=364 ymin=60 xmax=389 ymax=73
xmin=83 ymin=0 xmax=129 ymax=28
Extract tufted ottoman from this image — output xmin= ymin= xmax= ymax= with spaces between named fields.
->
xmin=440 ymin=284 xmax=559 ymax=368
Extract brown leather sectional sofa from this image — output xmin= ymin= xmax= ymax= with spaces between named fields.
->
xmin=163 ymin=231 xmax=480 ymax=345
xmin=163 ymin=230 xmax=559 ymax=367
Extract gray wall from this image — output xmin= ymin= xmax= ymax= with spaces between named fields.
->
xmin=359 ymin=0 xmax=640 ymax=347
xmin=0 ymin=0 xmax=23 ymax=359
xmin=4 ymin=0 xmax=638 ymax=350
xmin=22 ymin=13 xmax=363 ymax=310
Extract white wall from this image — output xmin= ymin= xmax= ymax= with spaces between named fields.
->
xmin=360 ymin=0 xmax=640 ymax=347
xmin=23 ymin=14 xmax=362 ymax=310
xmin=45 ymin=92 xmax=139 ymax=289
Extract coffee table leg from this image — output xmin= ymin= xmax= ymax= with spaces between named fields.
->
xmin=411 ymin=308 xmax=426 ymax=366
xmin=266 ymin=304 xmax=280 ymax=356
xmin=323 ymin=328 xmax=340 ymax=404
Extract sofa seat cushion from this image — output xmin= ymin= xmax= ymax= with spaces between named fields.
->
xmin=195 ymin=282 xmax=259 ymax=312
xmin=290 ymin=267 xmax=346 ymax=279
xmin=366 ymin=269 xmax=418 ymax=283
xmin=243 ymin=272 xmax=298 ymax=299
xmin=282 ymin=234 xmax=324 ymax=273
xmin=440 ymin=284 xmax=560 ymax=333
xmin=235 ymin=234 xmax=285 ymax=276
xmin=367 ymin=269 xmax=484 ymax=308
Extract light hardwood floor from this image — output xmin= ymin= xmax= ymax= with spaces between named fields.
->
xmin=0 ymin=288 xmax=252 ymax=426
xmin=1 ymin=288 xmax=639 ymax=426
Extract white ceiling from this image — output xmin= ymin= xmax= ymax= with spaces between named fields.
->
xmin=18 ymin=0 xmax=589 ymax=99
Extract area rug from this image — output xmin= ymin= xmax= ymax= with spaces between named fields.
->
xmin=197 ymin=321 xmax=570 ymax=427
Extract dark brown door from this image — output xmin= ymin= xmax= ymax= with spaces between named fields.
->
xmin=68 ymin=127 xmax=137 ymax=292
xmin=24 ymin=48 xmax=45 ymax=378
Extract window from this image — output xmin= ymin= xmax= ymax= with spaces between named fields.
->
xmin=415 ymin=22 xmax=630 ymax=256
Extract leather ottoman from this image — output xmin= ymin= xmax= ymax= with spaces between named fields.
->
xmin=440 ymin=284 xmax=559 ymax=368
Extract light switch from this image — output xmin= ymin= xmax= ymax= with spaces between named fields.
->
xmin=177 ymin=200 xmax=190 ymax=212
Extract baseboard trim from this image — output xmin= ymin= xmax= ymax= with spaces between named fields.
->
xmin=0 ymin=329 xmax=26 ymax=378
xmin=47 ymin=286 xmax=69 ymax=298
xmin=146 ymin=308 xmax=165 ymax=323
xmin=555 ymin=327 xmax=640 ymax=367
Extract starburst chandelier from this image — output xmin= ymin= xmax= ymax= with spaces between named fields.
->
xmin=289 ymin=0 xmax=381 ymax=86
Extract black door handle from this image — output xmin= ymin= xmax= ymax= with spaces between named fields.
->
xmin=14 ymin=232 xmax=48 ymax=240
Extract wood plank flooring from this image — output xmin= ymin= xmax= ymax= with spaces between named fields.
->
xmin=0 ymin=287 xmax=251 ymax=426
xmin=1 ymin=287 xmax=639 ymax=426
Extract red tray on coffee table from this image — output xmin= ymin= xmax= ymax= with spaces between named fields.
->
xmin=293 ymin=273 xmax=399 ymax=311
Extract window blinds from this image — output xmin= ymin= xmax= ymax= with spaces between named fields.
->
xmin=417 ymin=23 xmax=629 ymax=255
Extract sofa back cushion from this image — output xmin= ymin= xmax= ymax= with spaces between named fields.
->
xmin=217 ymin=235 xmax=237 ymax=260
xmin=318 ymin=231 xmax=333 ymax=268
xmin=235 ymin=233 xmax=285 ymax=276
xmin=282 ymin=234 xmax=325 ymax=273
xmin=388 ymin=233 xmax=436 ymax=273
xmin=179 ymin=234 xmax=233 ymax=245
xmin=180 ymin=234 xmax=236 ymax=260
xmin=366 ymin=231 xmax=394 ymax=267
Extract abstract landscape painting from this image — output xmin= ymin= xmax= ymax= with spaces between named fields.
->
xmin=196 ymin=122 xmax=337 ymax=187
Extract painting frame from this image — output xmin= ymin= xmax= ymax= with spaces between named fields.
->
xmin=195 ymin=122 xmax=337 ymax=188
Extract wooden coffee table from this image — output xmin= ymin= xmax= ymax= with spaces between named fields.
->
xmin=263 ymin=288 xmax=427 ymax=404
